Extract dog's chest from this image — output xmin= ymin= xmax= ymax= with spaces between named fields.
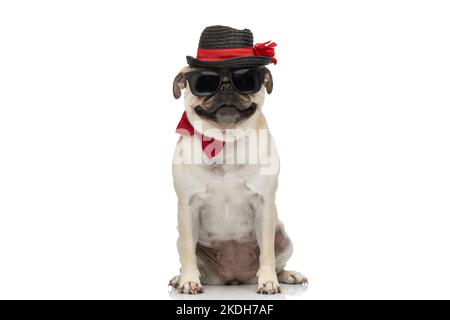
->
xmin=190 ymin=164 xmax=263 ymax=245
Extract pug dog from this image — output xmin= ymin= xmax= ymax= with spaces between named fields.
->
xmin=169 ymin=26 xmax=307 ymax=294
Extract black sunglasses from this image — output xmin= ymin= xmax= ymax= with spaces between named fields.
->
xmin=184 ymin=68 xmax=266 ymax=97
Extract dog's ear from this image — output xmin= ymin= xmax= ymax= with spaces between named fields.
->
xmin=172 ymin=72 xmax=186 ymax=99
xmin=263 ymin=68 xmax=273 ymax=94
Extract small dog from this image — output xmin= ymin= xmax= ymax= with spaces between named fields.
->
xmin=170 ymin=26 xmax=307 ymax=294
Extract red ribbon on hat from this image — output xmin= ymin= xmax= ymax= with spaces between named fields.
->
xmin=196 ymin=41 xmax=277 ymax=64
xmin=254 ymin=41 xmax=277 ymax=64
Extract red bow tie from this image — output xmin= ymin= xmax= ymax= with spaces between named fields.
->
xmin=176 ymin=112 xmax=225 ymax=158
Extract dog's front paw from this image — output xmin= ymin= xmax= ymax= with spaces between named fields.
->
xmin=257 ymin=267 xmax=281 ymax=294
xmin=257 ymin=280 xmax=281 ymax=294
xmin=177 ymin=280 xmax=204 ymax=294
xmin=173 ymin=270 xmax=203 ymax=294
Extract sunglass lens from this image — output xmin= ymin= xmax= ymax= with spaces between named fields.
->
xmin=231 ymin=68 xmax=262 ymax=93
xmin=191 ymin=71 xmax=221 ymax=96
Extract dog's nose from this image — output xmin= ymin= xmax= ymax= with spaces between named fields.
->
xmin=220 ymin=82 xmax=233 ymax=94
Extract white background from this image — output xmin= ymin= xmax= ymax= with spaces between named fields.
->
xmin=1 ymin=0 xmax=449 ymax=299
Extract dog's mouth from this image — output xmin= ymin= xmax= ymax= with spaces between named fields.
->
xmin=194 ymin=103 xmax=257 ymax=124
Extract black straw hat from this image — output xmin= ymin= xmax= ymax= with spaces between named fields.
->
xmin=186 ymin=25 xmax=277 ymax=69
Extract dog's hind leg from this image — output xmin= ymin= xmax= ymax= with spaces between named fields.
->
xmin=169 ymin=275 xmax=180 ymax=289
xmin=274 ymin=222 xmax=308 ymax=285
xmin=277 ymin=269 xmax=308 ymax=285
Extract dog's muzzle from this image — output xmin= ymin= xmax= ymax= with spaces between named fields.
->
xmin=194 ymin=103 xmax=257 ymax=124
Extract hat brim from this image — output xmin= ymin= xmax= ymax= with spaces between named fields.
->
xmin=186 ymin=56 xmax=272 ymax=69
